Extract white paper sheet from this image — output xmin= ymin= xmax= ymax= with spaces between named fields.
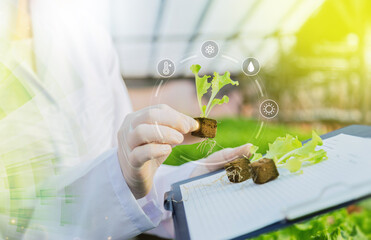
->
xmin=180 ymin=134 xmax=371 ymax=240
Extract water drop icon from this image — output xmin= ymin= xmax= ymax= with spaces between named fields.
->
xmin=247 ymin=61 xmax=254 ymax=72
xmin=242 ymin=57 xmax=260 ymax=76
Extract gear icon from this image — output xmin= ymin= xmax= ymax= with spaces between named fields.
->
xmin=260 ymin=99 xmax=279 ymax=119
xmin=204 ymin=45 xmax=215 ymax=55
xmin=201 ymin=40 xmax=219 ymax=58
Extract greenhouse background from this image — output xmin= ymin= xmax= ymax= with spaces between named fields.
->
xmin=112 ymin=0 xmax=371 ymax=127
xmin=0 ymin=0 xmax=370 ymax=239
xmin=109 ymin=0 xmax=371 ymax=239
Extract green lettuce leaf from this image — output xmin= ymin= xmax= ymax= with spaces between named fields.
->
xmin=205 ymin=72 xmax=239 ymax=117
xmin=190 ymin=64 xmax=211 ymax=117
xmin=210 ymin=72 xmax=239 ymax=98
xmin=249 ymin=145 xmax=259 ymax=156
xmin=277 ymin=131 xmax=327 ymax=172
xmin=278 ymin=131 xmax=323 ymax=163
xmin=250 ymin=153 xmax=263 ymax=162
xmin=285 ymin=158 xmax=302 ymax=173
xmin=191 ymin=64 xmax=238 ymax=117
xmin=248 ymin=131 xmax=327 ymax=173
xmin=248 ymin=145 xmax=263 ymax=162
xmin=205 ymin=95 xmax=229 ymax=117
xmin=264 ymin=134 xmax=302 ymax=160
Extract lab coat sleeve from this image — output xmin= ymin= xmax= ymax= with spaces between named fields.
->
xmin=20 ymin=148 xmax=168 ymax=240
xmin=106 ymin=151 xmax=197 ymax=239
xmin=62 ymin=148 xmax=196 ymax=240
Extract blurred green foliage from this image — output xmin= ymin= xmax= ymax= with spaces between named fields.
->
xmin=248 ymin=0 xmax=371 ymax=124
xmin=252 ymin=201 xmax=371 ymax=240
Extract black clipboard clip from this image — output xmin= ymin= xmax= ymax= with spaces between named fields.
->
xmin=164 ymin=191 xmax=174 ymax=212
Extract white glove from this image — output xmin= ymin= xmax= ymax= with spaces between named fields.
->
xmin=190 ymin=143 xmax=253 ymax=178
xmin=117 ymin=104 xmax=199 ymax=199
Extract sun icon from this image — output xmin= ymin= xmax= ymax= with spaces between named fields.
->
xmin=260 ymin=99 xmax=279 ymax=119
xmin=263 ymin=103 xmax=275 ymax=115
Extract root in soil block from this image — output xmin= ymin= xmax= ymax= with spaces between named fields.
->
xmin=250 ymin=158 xmax=279 ymax=184
xmin=224 ymin=157 xmax=251 ymax=183
xmin=191 ymin=117 xmax=217 ymax=138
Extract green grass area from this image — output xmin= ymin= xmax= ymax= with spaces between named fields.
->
xmin=164 ymin=118 xmax=371 ymax=239
xmin=164 ymin=117 xmax=313 ymax=166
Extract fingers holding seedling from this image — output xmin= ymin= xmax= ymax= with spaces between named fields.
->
xmin=132 ymin=104 xmax=199 ymax=134
xmin=117 ymin=104 xmax=200 ymax=199
xmin=129 ymin=143 xmax=172 ymax=168
xmin=127 ymin=124 xmax=184 ymax=149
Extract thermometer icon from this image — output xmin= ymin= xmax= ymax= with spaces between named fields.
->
xmin=163 ymin=61 xmax=170 ymax=75
xmin=157 ymin=59 xmax=174 ymax=77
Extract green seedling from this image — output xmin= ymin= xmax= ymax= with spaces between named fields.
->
xmin=190 ymin=64 xmax=239 ymax=139
xmin=191 ymin=64 xmax=239 ymax=118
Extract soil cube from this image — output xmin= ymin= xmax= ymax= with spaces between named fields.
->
xmin=224 ymin=157 xmax=251 ymax=183
xmin=191 ymin=117 xmax=217 ymax=138
xmin=250 ymin=158 xmax=279 ymax=184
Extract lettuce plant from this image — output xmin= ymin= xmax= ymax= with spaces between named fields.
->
xmin=190 ymin=64 xmax=239 ymax=118
xmin=250 ymin=131 xmax=328 ymax=173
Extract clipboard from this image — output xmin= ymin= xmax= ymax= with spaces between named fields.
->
xmin=164 ymin=125 xmax=371 ymax=240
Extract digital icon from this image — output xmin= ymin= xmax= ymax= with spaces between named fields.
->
xmin=260 ymin=99 xmax=279 ymax=119
xmin=205 ymin=45 xmax=215 ymax=55
xmin=157 ymin=59 xmax=175 ymax=77
xmin=163 ymin=61 xmax=170 ymax=75
xmin=201 ymin=40 xmax=219 ymax=58
xmin=247 ymin=62 xmax=254 ymax=72
xmin=242 ymin=57 xmax=260 ymax=76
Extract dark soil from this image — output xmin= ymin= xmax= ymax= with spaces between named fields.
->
xmin=191 ymin=117 xmax=217 ymax=138
xmin=250 ymin=158 xmax=279 ymax=184
xmin=224 ymin=157 xmax=251 ymax=183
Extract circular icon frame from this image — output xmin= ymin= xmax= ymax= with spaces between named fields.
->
xmin=201 ymin=40 xmax=219 ymax=58
xmin=157 ymin=59 xmax=176 ymax=78
xmin=242 ymin=57 xmax=260 ymax=76
xmin=260 ymin=99 xmax=279 ymax=119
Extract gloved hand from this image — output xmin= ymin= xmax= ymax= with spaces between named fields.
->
xmin=190 ymin=143 xmax=253 ymax=178
xmin=117 ymin=104 xmax=199 ymax=199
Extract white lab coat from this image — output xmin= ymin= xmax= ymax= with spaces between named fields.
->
xmin=0 ymin=0 xmax=194 ymax=239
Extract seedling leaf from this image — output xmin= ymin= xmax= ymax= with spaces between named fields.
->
xmin=205 ymin=95 xmax=229 ymax=117
xmin=191 ymin=64 xmax=238 ymax=117
xmin=190 ymin=64 xmax=211 ymax=117
xmin=248 ymin=131 xmax=327 ymax=173
xmin=205 ymin=72 xmax=239 ymax=117
xmin=265 ymin=134 xmax=302 ymax=160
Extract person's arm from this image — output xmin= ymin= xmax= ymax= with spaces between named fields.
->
xmin=0 ymin=49 xmax=166 ymax=240
xmin=17 ymin=149 xmax=158 ymax=240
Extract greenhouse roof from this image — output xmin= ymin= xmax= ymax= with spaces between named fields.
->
xmin=111 ymin=0 xmax=324 ymax=78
